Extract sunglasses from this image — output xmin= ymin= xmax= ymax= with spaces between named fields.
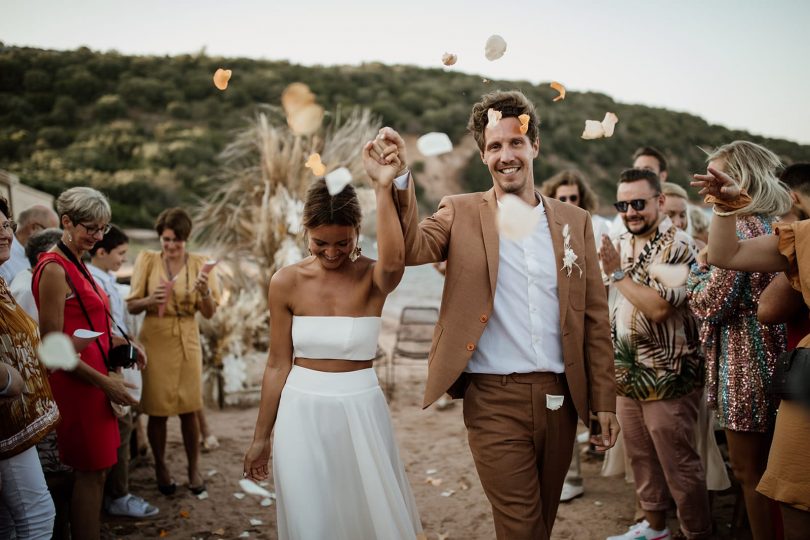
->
xmin=613 ymin=195 xmax=660 ymax=213
xmin=558 ymin=195 xmax=579 ymax=203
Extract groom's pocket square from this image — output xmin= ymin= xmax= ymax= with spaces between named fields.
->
xmin=546 ymin=394 xmax=564 ymax=410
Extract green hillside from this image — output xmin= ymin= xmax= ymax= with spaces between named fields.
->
xmin=1 ymin=43 xmax=808 ymax=225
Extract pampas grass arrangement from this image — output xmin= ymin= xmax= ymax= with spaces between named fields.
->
xmin=194 ymin=105 xmax=380 ymax=397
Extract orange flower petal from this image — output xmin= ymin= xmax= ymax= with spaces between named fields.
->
xmin=159 ymin=530 xmax=169 ymax=538
xmin=287 ymin=103 xmax=324 ymax=136
xmin=305 ymin=153 xmax=326 ymax=176
xmin=281 ymin=82 xmax=316 ymax=115
xmin=213 ymin=68 xmax=232 ymax=91
xmin=518 ymin=113 xmax=530 ymax=135
xmin=179 ymin=509 xmax=190 ymax=519
xmin=550 ymin=81 xmax=566 ymax=102
xmin=442 ymin=52 xmax=457 ymax=66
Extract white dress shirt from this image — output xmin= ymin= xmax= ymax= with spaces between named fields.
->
xmin=394 ymin=172 xmax=564 ymax=375
xmin=9 ymin=269 xmax=38 ymax=323
xmin=0 ymin=236 xmax=31 ymax=284
xmin=88 ymin=264 xmax=128 ymax=337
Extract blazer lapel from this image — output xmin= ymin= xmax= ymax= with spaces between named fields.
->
xmin=480 ymin=189 xmax=499 ymax=295
xmin=542 ymin=194 xmax=570 ymax=329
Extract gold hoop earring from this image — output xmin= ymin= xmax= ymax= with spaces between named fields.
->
xmin=349 ymin=246 xmax=361 ymax=262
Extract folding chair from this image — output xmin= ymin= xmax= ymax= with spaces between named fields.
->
xmin=384 ymin=306 xmax=439 ymax=399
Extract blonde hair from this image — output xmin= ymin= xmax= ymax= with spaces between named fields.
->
xmin=56 ymin=186 xmax=111 ymax=225
xmin=705 ymin=141 xmax=791 ymax=217
xmin=690 ymin=206 xmax=709 ymax=236
xmin=661 ymin=183 xmax=689 ymax=201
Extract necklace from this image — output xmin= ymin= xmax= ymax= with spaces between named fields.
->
xmin=163 ymin=254 xmax=189 ymax=316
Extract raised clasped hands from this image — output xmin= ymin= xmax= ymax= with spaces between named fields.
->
xmin=690 ymin=166 xmax=742 ymax=202
xmin=362 ymin=127 xmax=408 ymax=189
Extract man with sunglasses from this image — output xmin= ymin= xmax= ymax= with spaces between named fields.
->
xmin=0 ymin=204 xmax=58 ymax=284
xmin=599 ymin=168 xmax=711 ymax=540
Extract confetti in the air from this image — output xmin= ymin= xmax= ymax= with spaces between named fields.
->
xmin=324 ymin=167 xmax=352 ymax=196
xmin=550 ymin=81 xmax=566 ymax=102
xmin=416 ymin=132 xmax=453 ymax=157
xmin=649 ymin=263 xmax=690 ymax=287
xmin=484 ymin=34 xmax=507 ymax=61
xmin=213 ymin=68 xmax=232 ymax=91
xmin=305 ymin=153 xmax=326 ymax=177
xmin=281 ymin=83 xmax=324 ymax=136
xmin=239 ymin=478 xmax=273 ymax=499
xmin=497 ymin=195 xmax=540 ymax=240
xmin=487 ymin=108 xmax=502 ymax=127
xmin=38 ymin=332 xmax=79 ymax=370
xmin=442 ymin=52 xmax=457 ymax=66
xmin=581 ymin=112 xmax=619 ymax=140
xmin=518 ymin=113 xmax=530 ymax=135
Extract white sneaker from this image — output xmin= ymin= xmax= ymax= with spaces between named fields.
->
xmin=559 ymin=481 xmax=584 ymax=502
xmin=606 ymin=520 xmax=670 ymax=540
xmin=106 ymin=493 xmax=159 ymax=518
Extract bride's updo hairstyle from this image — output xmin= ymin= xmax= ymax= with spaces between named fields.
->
xmin=302 ymin=179 xmax=362 ymax=230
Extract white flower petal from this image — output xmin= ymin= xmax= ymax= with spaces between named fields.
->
xmin=38 ymin=333 xmax=79 ymax=370
xmin=601 ymin=112 xmax=619 ymax=138
xmin=649 ymin=263 xmax=690 ymax=287
xmin=484 ymin=35 xmax=507 ymax=61
xmin=239 ymin=478 xmax=273 ymax=498
xmin=497 ymin=195 xmax=540 ymax=240
xmin=324 ymin=167 xmax=353 ymax=196
xmin=581 ymin=120 xmax=605 ymax=140
xmin=416 ymin=132 xmax=453 ymax=157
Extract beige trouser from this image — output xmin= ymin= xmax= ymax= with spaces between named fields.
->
xmin=617 ymin=389 xmax=712 ymax=539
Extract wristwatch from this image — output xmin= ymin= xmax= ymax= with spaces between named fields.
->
xmin=611 ymin=269 xmax=627 ymax=282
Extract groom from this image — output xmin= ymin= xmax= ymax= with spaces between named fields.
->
xmin=370 ymin=90 xmax=619 ymax=539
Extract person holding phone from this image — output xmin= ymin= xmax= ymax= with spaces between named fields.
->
xmin=126 ymin=208 xmax=219 ymax=496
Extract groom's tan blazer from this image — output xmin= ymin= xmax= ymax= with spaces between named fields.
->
xmin=394 ymin=180 xmax=616 ymax=421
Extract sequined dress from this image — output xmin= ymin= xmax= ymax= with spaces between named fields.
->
xmin=687 ymin=214 xmax=786 ymax=432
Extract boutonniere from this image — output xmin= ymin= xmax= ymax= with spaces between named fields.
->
xmin=561 ymin=224 xmax=583 ymax=278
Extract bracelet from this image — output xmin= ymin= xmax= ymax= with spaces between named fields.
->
xmin=711 ymin=205 xmax=738 ymax=217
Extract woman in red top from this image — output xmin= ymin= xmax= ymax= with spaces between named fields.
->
xmin=35 ymin=186 xmax=138 ymax=540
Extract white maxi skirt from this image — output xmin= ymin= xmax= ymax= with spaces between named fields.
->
xmin=273 ymin=365 xmax=423 ymax=540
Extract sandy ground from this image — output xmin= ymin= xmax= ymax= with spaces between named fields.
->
xmin=101 ymin=323 xmax=743 ymax=539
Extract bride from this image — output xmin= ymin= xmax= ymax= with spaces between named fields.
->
xmin=243 ymin=142 xmax=422 ymax=539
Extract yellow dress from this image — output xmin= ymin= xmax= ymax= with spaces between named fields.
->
xmin=127 ymin=250 xmax=220 ymax=417
xmin=756 ymin=221 xmax=810 ymax=510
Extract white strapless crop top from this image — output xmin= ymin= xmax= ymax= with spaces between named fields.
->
xmin=292 ymin=316 xmax=381 ymax=361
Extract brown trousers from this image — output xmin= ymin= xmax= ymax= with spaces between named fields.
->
xmin=463 ymin=372 xmax=578 ymax=540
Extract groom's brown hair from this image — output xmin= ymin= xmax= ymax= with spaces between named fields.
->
xmin=467 ymin=90 xmax=540 ymax=152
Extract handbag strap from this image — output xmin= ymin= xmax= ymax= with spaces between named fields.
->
xmin=55 ymin=241 xmax=131 ymax=345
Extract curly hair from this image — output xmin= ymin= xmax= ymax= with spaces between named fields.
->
xmin=540 ymin=170 xmax=599 ymax=213
xmin=467 ymin=90 xmax=540 ymax=152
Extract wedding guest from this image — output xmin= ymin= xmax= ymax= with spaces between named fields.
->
xmin=693 ymin=163 xmax=810 ymax=539
xmin=610 ymin=146 xmax=670 ymax=238
xmin=542 ymin=169 xmax=611 ymax=241
xmin=600 ymin=169 xmax=710 ymax=540
xmin=687 ymin=141 xmax=791 ymax=540
xmin=35 ymin=186 xmax=138 ymax=540
xmin=779 ymin=163 xmax=810 ymax=222
xmin=9 ymin=228 xmax=62 ymax=322
xmin=126 ymin=208 xmax=219 ymax=495
xmin=88 ymin=225 xmax=158 ymax=518
xmin=0 ymin=196 xmax=60 ymax=539
xmin=0 ymin=204 xmax=58 ymax=284
xmin=244 ymin=174 xmax=422 ymax=539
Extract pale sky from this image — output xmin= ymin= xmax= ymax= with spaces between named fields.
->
xmin=3 ymin=0 xmax=810 ymax=145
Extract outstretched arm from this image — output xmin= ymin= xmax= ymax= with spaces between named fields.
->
xmin=363 ymin=140 xmax=405 ymax=294
xmin=758 ymin=273 xmax=806 ymax=324
xmin=692 ymin=166 xmax=787 ymax=273
xmin=244 ymin=270 xmax=294 ymax=481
